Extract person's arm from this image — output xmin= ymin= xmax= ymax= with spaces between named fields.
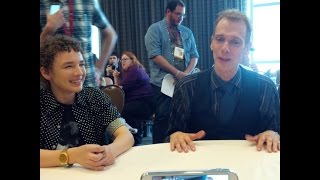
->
xmin=112 ymin=69 xmax=120 ymax=86
xmin=40 ymin=149 xmax=63 ymax=167
xmin=167 ymin=78 xmax=193 ymax=136
xmin=40 ymin=9 xmax=65 ymax=40
xmin=259 ymin=79 xmax=280 ymax=135
xmin=182 ymin=57 xmax=198 ymax=75
xmin=95 ymin=26 xmax=118 ymax=75
xmin=106 ymin=125 xmax=134 ymax=157
xmin=91 ymin=0 xmax=118 ymax=75
xmin=152 ymin=55 xmax=183 ymax=78
xmin=166 ymin=77 xmax=194 ymax=140
xmin=245 ymin=78 xmax=280 ymax=152
xmin=40 ymin=144 xmax=107 ymax=170
xmin=182 ymin=30 xmax=199 ymax=76
xmin=166 ymin=76 xmax=207 ymax=152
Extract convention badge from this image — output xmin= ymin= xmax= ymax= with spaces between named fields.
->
xmin=174 ymin=46 xmax=184 ymax=60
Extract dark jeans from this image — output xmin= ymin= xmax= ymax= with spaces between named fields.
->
xmin=121 ymin=96 xmax=154 ymax=145
xmin=152 ymin=84 xmax=172 ymax=144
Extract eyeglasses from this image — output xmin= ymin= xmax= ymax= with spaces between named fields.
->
xmin=172 ymin=12 xmax=186 ymax=18
xmin=121 ymin=58 xmax=132 ymax=61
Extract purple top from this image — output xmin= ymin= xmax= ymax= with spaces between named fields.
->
xmin=119 ymin=65 xmax=153 ymax=102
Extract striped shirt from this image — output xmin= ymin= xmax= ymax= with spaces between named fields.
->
xmin=167 ymin=65 xmax=280 ymax=137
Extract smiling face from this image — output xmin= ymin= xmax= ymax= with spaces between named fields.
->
xmin=211 ymin=18 xmax=250 ymax=76
xmin=41 ymin=49 xmax=86 ymax=101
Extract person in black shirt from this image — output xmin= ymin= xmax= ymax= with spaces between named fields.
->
xmin=101 ymin=51 xmax=122 ymax=87
xmin=40 ymin=35 xmax=134 ymax=171
xmin=167 ymin=9 xmax=280 ymax=153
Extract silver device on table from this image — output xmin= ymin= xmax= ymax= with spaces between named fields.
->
xmin=140 ymin=168 xmax=238 ymax=180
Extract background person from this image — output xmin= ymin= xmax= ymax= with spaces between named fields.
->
xmin=144 ymin=0 xmax=199 ymax=143
xmin=113 ymin=51 xmax=154 ymax=145
xmin=101 ymin=51 xmax=121 ymax=87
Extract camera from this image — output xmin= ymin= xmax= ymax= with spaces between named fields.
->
xmin=111 ymin=65 xmax=116 ymax=70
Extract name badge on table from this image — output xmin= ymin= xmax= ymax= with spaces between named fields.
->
xmin=174 ymin=46 xmax=184 ymax=60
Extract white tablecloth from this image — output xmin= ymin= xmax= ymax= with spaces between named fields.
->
xmin=40 ymin=140 xmax=280 ymax=180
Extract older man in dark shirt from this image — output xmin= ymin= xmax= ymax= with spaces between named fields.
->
xmin=167 ymin=9 xmax=280 ymax=153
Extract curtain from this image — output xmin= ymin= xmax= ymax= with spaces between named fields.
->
xmin=100 ymin=0 xmax=246 ymax=72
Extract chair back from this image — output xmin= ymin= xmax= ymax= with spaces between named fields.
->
xmin=102 ymin=85 xmax=125 ymax=113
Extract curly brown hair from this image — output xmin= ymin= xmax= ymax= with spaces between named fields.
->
xmin=40 ymin=35 xmax=83 ymax=89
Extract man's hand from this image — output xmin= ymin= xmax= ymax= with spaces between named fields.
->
xmin=106 ymin=65 xmax=114 ymax=76
xmin=169 ymin=130 xmax=206 ymax=153
xmin=101 ymin=145 xmax=116 ymax=166
xmin=245 ymin=130 xmax=280 ymax=153
xmin=175 ymin=71 xmax=188 ymax=79
xmin=68 ymin=144 xmax=109 ymax=171
xmin=112 ymin=69 xmax=120 ymax=78
xmin=46 ymin=9 xmax=65 ymax=33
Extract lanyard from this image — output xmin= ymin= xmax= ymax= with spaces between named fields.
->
xmin=63 ymin=0 xmax=73 ymax=36
xmin=168 ymin=26 xmax=180 ymax=45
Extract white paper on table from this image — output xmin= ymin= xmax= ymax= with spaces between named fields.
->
xmin=161 ymin=74 xmax=176 ymax=97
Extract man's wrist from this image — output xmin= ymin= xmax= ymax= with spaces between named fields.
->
xmin=175 ymin=70 xmax=180 ymax=77
xmin=43 ymin=23 xmax=57 ymax=34
xmin=40 ymin=26 xmax=55 ymax=40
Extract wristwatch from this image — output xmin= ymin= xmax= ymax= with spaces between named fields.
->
xmin=59 ymin=148 xmax=73 ymax=167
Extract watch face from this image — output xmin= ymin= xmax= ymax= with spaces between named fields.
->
xmin=59 ymin=151 xmax=68 ymax=165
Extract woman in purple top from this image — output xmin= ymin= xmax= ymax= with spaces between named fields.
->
xmin=113 ymin=51 xmax=154 ymax=145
